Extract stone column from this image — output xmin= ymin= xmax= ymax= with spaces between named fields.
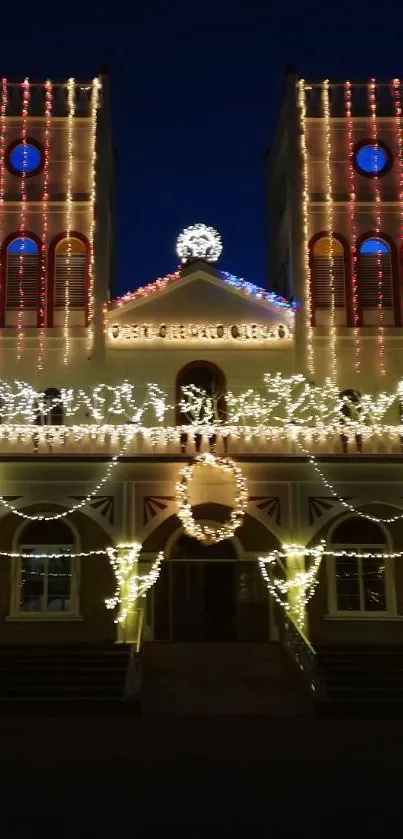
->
xmin=285 ymin=551 xmax=308 ymax=634
xmin=113 ymin=544 xmax=142 ymax=644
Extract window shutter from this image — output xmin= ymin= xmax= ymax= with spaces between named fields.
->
xmin=6 ymin=253 xmax=39 ymax=308
xmin=359 ymin=254 xmax=393 ymax=308
xmin=54 ymin=253 xmax=86 ymax=308
xmin=312 ymin=254 xmax=346 ymax=307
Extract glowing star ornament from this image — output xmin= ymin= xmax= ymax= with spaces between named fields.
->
xmin=176 ymin=223 xmax=222 ymax=264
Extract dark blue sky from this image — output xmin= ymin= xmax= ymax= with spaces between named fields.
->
xmin=2 ymin=3 xmax=403 ymax=296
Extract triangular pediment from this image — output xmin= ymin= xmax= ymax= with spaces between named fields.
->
xmin=107 ymin=266 xmax=292 ymax=324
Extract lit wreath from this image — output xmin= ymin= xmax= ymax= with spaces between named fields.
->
xmin=176 ymin=453 xmax=248 ymax=545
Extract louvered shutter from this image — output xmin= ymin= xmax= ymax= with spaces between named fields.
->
xmin=54 ymin=253 xmax=86 ymax=307
xmin=312 ymin=254 xmax=346 ymax=307
xmin=6 ymin=253 xmax=39 ymax=308
xmin=359 ymin=254 xmax=393 ymax=308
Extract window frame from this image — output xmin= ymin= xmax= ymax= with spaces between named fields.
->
xmin=352 ymin=139 xmax=392 ymax=179
xmin=9 ymin=544 xmax=81 ymax=621
xmin=6 ymin=137 xmax=44 ymax=178
xmin=327 ymin=544 xmax=396 ymax=618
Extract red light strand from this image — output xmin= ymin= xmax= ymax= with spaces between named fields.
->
xmin=368 ymin=79 xmax=385 ymax=376
xmin=392 ymin=79 xmax=403 ymax=327
xmin=345 ymin=81 xmax=360 ymax=372
xmin=0 ymin=78 xmax=8 ymax=358
xmin=17 ymin=79 xmax=30 ymax=361
xmin=38 ymin=80 xmax=52 ymax=371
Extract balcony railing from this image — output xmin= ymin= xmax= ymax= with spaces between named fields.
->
xmin=0 ymin=424 xmax=401 ymax=457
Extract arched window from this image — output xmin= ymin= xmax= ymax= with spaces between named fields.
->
xmin=358 ymin=237 xmax=393 ymax=310
xmin=34 ymin=388 xmax=64 ymax=426
xmin=311 ymin=236 xmax=346 ymax=309
xmin=12 ymin=519 xmax=78 ymax=616
xmin=176 ymin=361 xmax=227 ymax=425
xmin=54 ymin=237 xmax=87 ymax=309
xmin=176 ymin=361 xmax=227 ymax=454
xmin=328 ymin=517 xmax=394 ymax=615
xmin=6 ymin=237 xmax=40 ymax=310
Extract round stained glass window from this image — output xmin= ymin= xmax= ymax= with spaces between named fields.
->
xmin=8 ymin=141 xmax=42 ymax=175
xmin=354 ymin=143 xmax=390 ymax=176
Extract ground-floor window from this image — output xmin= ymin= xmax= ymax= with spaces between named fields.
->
xmin=18 ymin=549 xmax=73 ymax=613
xmin=328 ymin=517 xmax=395 ymax=616
xmin=10 ymin=519 xmax=80 ymax=619
xmin=333 ymin=551 xmax=387 ymax=612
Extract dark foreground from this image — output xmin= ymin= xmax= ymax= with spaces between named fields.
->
xmin=1 ymin=715 xmax=403 ymax=830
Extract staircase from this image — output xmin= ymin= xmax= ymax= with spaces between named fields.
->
xmin=141 ymin=642 xmax=312 ymax=715
xmin=0 ymin=644 xmax=133 ymax=715
xmin=316 ymin=645 xmax=403 ymax=717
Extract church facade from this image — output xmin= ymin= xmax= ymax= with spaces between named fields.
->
xmin=1 ymin=73 xmax=403 ymax=709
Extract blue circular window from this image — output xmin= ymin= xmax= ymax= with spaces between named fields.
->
xmin=354 ymin=143 xmax=390 ymax=176
xmin=7 ymin=141 xmax=42 ymax=175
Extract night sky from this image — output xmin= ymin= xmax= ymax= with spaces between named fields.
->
xmin=2 ymin=4 xmax=403 ymax=297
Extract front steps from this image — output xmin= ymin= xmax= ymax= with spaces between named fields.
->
xmin=0 ymin=644 xmax=133 ymax=716
xmin=316 ymin=645 xmax=403 ymax=717
xmin=141 ymin=642 xmax=312 ymax=715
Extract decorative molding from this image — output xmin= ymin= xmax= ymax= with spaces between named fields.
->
xmin=248 ymin=496 xmax=281 ymax=525
xmin=143 ymin=495 xmax=175 ymax=526
xmin=69 ymin=495 xmax=115 ymax=525
xmin=308 ymin=496 xmax=353 ymax=526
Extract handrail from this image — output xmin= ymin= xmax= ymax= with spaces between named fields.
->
xmin=123 ymin=608 xmax=145 ymax=701
xmin=135 ymin=607 xmax=144 ymax=654
xmin=285 ymin=610 xmax=316 ymax=657
xmin=282 ymin=611 xmax=326 ymax=700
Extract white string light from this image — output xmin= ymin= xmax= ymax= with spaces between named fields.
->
xmin=0 ymin=428 xmax=136 ymax=521
xmin=259 ymin=542 xmax=325 ymax=628
xmin=63 ymin=78 xmax=75 ymax=364
xmin=298 ymin=79 xmax=314 ymax=376
xmin=176 ymin=453 xmax=248 ymax=544
xmin=108 ymin=321 xmax=291 ymax=344
xmin=322 ymin=79 xmax=337 ymax=382
xmin=0 ymin=374 xmax=399 ymax=435
xmin=297 ymin=438 xmax=403 ymax=523
xmin=105 ymin=544 xmax=162 ymax=624
xmin=87 ymin=77 xmax=101 ymax=356
xmin=176 ymin=223 xmax=222 ymax=263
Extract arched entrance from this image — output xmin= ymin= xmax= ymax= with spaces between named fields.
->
xmin=154 ymin=534 xmax=238 ymax=641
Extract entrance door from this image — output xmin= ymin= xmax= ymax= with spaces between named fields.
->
xmin=154 ymin=561 xmax=237 ymax=641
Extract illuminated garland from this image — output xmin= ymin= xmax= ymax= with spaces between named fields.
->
xmin=0 ymin=374 xmax=400 ymax=432
xmin=298 ymin=439 xmax=403 ymax=524
xmin=112 ymin=268 xmax=294 ymax=314
xmin=345 ymin=80 xmax=360 ymax=372
xmin=368 ymin=79 xmax=385 ymax=376
xmin=105 ymin=544 xmax=162 ymax=624
xmin=17 ymin=78 xmax=30 ymax=361
xmin=108 ymin=321 xmax=291 ymax=343
xmin=64 ymin=78 xmax=75 ymax=365
xmin=298 ymin=79 xmax=314 ymax=375
xmin=322 ymin=80 xmax=337 ymax=381
xmin=0 ymin=429 xmax=136 ymax=521
xmin=176 ymin=453 xmax=248 ymax=544
xmin=38 ymin=80 xmax=52 ymax=371
xmin=0 ymin=78 xmax=7 ymax=360
xmin=259 ymin=543 xmax=324 ymax=628
xmin=87 ymin=77 xmax=101 ymax=356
